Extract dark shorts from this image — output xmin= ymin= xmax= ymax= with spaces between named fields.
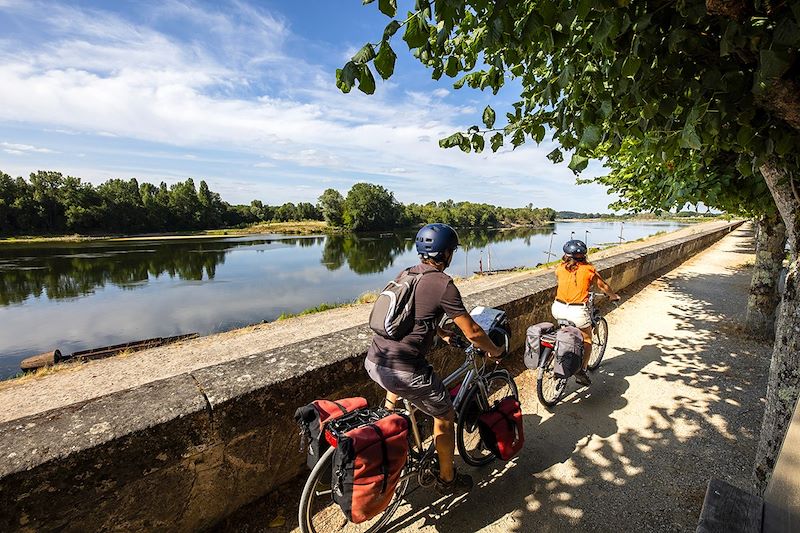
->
xmin=364 ymin=358 xmax=453 ymax=418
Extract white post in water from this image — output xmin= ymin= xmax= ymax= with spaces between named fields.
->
xmin=618 ymin=222 xmax=625 ymax=244
xmin=545 ymin=232 xmax=557 ymax=262
xmin=584 ymin=230 xmax=590 ymax=249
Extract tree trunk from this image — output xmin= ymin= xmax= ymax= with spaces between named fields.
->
xmin=753 ymin=160 xmax=800 ymax=495
xmin=745 ymin=212 xmax=786 ymax=336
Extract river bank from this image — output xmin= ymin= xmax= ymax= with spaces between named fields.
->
xmin=0 ymin=220 xmax=331 ymax=244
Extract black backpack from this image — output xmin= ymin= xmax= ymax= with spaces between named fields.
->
xmin=369 ymin=268 xmax=434 ymax=340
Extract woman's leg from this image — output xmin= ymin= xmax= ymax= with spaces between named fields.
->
xmin=579 ymin=327 xmax=592 ymax=370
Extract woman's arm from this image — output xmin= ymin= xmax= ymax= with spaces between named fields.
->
xmin=596 ymin=275 xmax=620 ymax=301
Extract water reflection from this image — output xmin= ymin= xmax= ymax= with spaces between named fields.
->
xmin=0 ymin=222 xmax=686 ymax=377
xmin=0 ymin=237 xmax=328 ymax=305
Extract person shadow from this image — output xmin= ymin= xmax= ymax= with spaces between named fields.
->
xmin=381 ymin=342 xmax=664 ymax=533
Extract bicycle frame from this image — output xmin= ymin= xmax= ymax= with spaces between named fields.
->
xmin=393 ymin=345 xmax=496 ymax=482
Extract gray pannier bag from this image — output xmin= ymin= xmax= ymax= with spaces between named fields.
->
xmin=554 ymin=326 xmax=583 ymax=378
xmin=369 ymin=269 xmax=434 ymax=340
xmin=524 ymin=322 xmax=555 ymax=369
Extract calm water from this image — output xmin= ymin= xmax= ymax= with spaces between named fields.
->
xmin=0 ymin=221 xmax=685 ymax=377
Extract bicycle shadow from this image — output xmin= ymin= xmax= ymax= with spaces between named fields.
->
xmin=381 ymin=343 xmax=662 ymax=533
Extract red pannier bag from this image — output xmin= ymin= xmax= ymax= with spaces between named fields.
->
xmin=331 ymin=412 xmax=410 ymax=524
xmin=477 ymin=397 xmax=524 ymax=461
xmin=294 ymin=397 xmax=368 ymax=470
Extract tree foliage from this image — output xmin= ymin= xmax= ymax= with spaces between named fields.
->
xmin=0 ymin=171 xmax=323 ymax=235
xmin=346 ymin=0 xmax=800 ymax=206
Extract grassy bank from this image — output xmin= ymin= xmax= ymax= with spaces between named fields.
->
xmin=0 ymin=220 xmax=332 ymax=244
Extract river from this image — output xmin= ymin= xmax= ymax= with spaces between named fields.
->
xmin=0 ymin=220 xmax=687 ymax=378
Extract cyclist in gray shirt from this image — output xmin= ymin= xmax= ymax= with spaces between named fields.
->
xmin=365 ymin=223 xmax=504 ymax=495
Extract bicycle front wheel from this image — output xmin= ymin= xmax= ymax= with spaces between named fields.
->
xmin=456 ymin=369 xmax=519 ymax=467
xmin=587 ymin=317 xmax=608 ymax=371
xmin=536 ymin=352 xmax=567 ymax=408
xmin=298 ymin=447 xmax=409 ymax=533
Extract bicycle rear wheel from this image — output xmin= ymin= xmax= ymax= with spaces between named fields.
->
xmin=536 ymin=352 xmax=567 ymax=408
xmin=456 ymin=369 xmax=519 ymax=467
xmin=298 ymin=447 xmax=409 ymax=533
xmin=587 ymin=317 xmax=608 ymax=371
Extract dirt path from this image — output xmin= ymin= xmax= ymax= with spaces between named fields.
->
xmin=0 ymin=220 xmax=734 ymax=423
xmin=224 ymin=223 xmax=770 ymax=532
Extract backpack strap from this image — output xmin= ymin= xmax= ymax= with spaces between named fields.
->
xmin=367 ymin=423 xmax=390 ymax=494
xmin=409 ymin=268 xmax=439 ymax=331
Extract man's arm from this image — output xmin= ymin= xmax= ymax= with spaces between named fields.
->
xmin=452 ymin=314 xmax=504 ymax=358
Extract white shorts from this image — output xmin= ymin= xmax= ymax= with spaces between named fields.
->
xmin=551 ymin=300 xmax=591 ymax=329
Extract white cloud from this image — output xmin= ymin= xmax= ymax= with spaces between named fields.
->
xmin=1 ymin=142 xmax=57 ymax=154
xmin=0 ymin=0 xmax=614 ymax=210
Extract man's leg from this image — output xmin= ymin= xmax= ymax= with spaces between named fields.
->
xmin=384 ymin=391 xmax=398 ymax=410
xmin=433 ymin=410 xmax=456 ymax=482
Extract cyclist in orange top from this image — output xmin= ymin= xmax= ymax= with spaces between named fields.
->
xmin=551 ymin=239 xmax=619 ymax=386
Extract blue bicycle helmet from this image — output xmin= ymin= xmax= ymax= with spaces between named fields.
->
xmin=415 ymin=223 xmax=459 ymax=259
xmin=563 ymin=239 xmax=587 ymax=258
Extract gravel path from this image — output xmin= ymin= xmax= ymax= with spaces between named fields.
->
xmin=221 ymin=222 xmax=770 ymax=533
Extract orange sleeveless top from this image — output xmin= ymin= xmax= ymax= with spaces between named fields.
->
xmin=555 ymin=262 xmax=597 ymax=304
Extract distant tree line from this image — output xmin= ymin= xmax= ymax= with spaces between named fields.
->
xmin=0 ymin=171 xmax=555 ymax=235
xmin=0 ymin=170 xmax=323 ymax=234
xmin=318 ymin=183 xmax=555 ymax=231
xmin=556 ymin=210 xmax=720 ymax=220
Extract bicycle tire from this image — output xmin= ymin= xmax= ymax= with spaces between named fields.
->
xmin=587 ymin=317 xmax=608 ymax=371
xmin=536 ymin=352 xmax=567 ymax=408
xmin=298 ymin=447 xmax=409 ymax=533
xmin=456 ymin=369 xmax=519 ymax=467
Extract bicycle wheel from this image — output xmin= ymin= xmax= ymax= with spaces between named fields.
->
xmin=587 ymin=317 xmax=608 ymax=371
xmin=536 ymin=351 xmax=567 ymax=408
xmin=298 ymin=447 xmax=409 ymax=533
xmin=456 ymin=369 xmax=519 ymax=467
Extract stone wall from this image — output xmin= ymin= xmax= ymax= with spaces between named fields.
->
xmin=0 ymin=221 xmax=742 ymax=532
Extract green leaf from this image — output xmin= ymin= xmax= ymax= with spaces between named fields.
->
xmin=681 ymin=124 xmax=702 ymax=150
xmin=568 ymin=153 xmax=590 ymax=172
xmin=534 ymin=124 xmax=546 ymax=143
xmin=547 ymin=148 xmax=564 ymax=163
xmin=357 ymin=65 xmax=376 ymax=94
xmin=773 ymin=20 xmax=800 ymax=47
xmin=362 ymin=0 xmax=375 ymax=4
xmin=490 ymin=132 xmax=504 ymax=152
xmin=759 ymin=49 xmax=791 ymax=80
xmin=471 ymin=134 xmax=485 ymax=153
xmin=378 ymin=0 xmax=397 ymax=17
xmin=336 ymin=61 xmax=360 ymax=93
xmin=374 ymin=41 xmax=397 ymax=79
xmin=621 ymin=56 xmax=641 ymax=77
xmin=579 ymin=125 xmax=602 ymax=149
xmin=383 ymin=20 xmax=402 ymax=41
xmin=445 ymin=56 xmax=459 ymax=77
xmin=403 ymin=13 xmax=429 ymax=49
xmin=458 ymin=133 xmax=472 ymax=153
xmin=482 ymin=105 xmax=496 ymax=129
xmin=439 ymin=133 xmax=461 ymax=149
xmin=352 ymin=44 xmax=376 ymax=64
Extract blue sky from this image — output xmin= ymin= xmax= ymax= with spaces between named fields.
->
xmin=0 ymin=0 xmax=617 ymax=211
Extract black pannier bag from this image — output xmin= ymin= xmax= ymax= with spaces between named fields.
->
xmin=554 ymin=326 xmax=583 ymax=378
xmin=524 ymin=322 xmax=555 ymax=369
xmin=330 ymin=411 xmax=410 ymax=524
xmin=294 ymin=397 xmax=368 ymax=471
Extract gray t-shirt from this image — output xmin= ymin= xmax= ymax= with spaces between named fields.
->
xmin=367 ymin=263 xmax=468 ymax=372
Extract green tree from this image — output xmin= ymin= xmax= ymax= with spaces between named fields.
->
xmin=343 ymin=182 xmax=402 ymax=231
xmin=346 ymin=0 xmax=800 ymax=491
xmin=168 ymin=179 xmax=201 ymax=229
xmin=318 ymin=188 xmax=345 ymax=226
xmin=275 ymin=202 xmax=298 ymax=222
